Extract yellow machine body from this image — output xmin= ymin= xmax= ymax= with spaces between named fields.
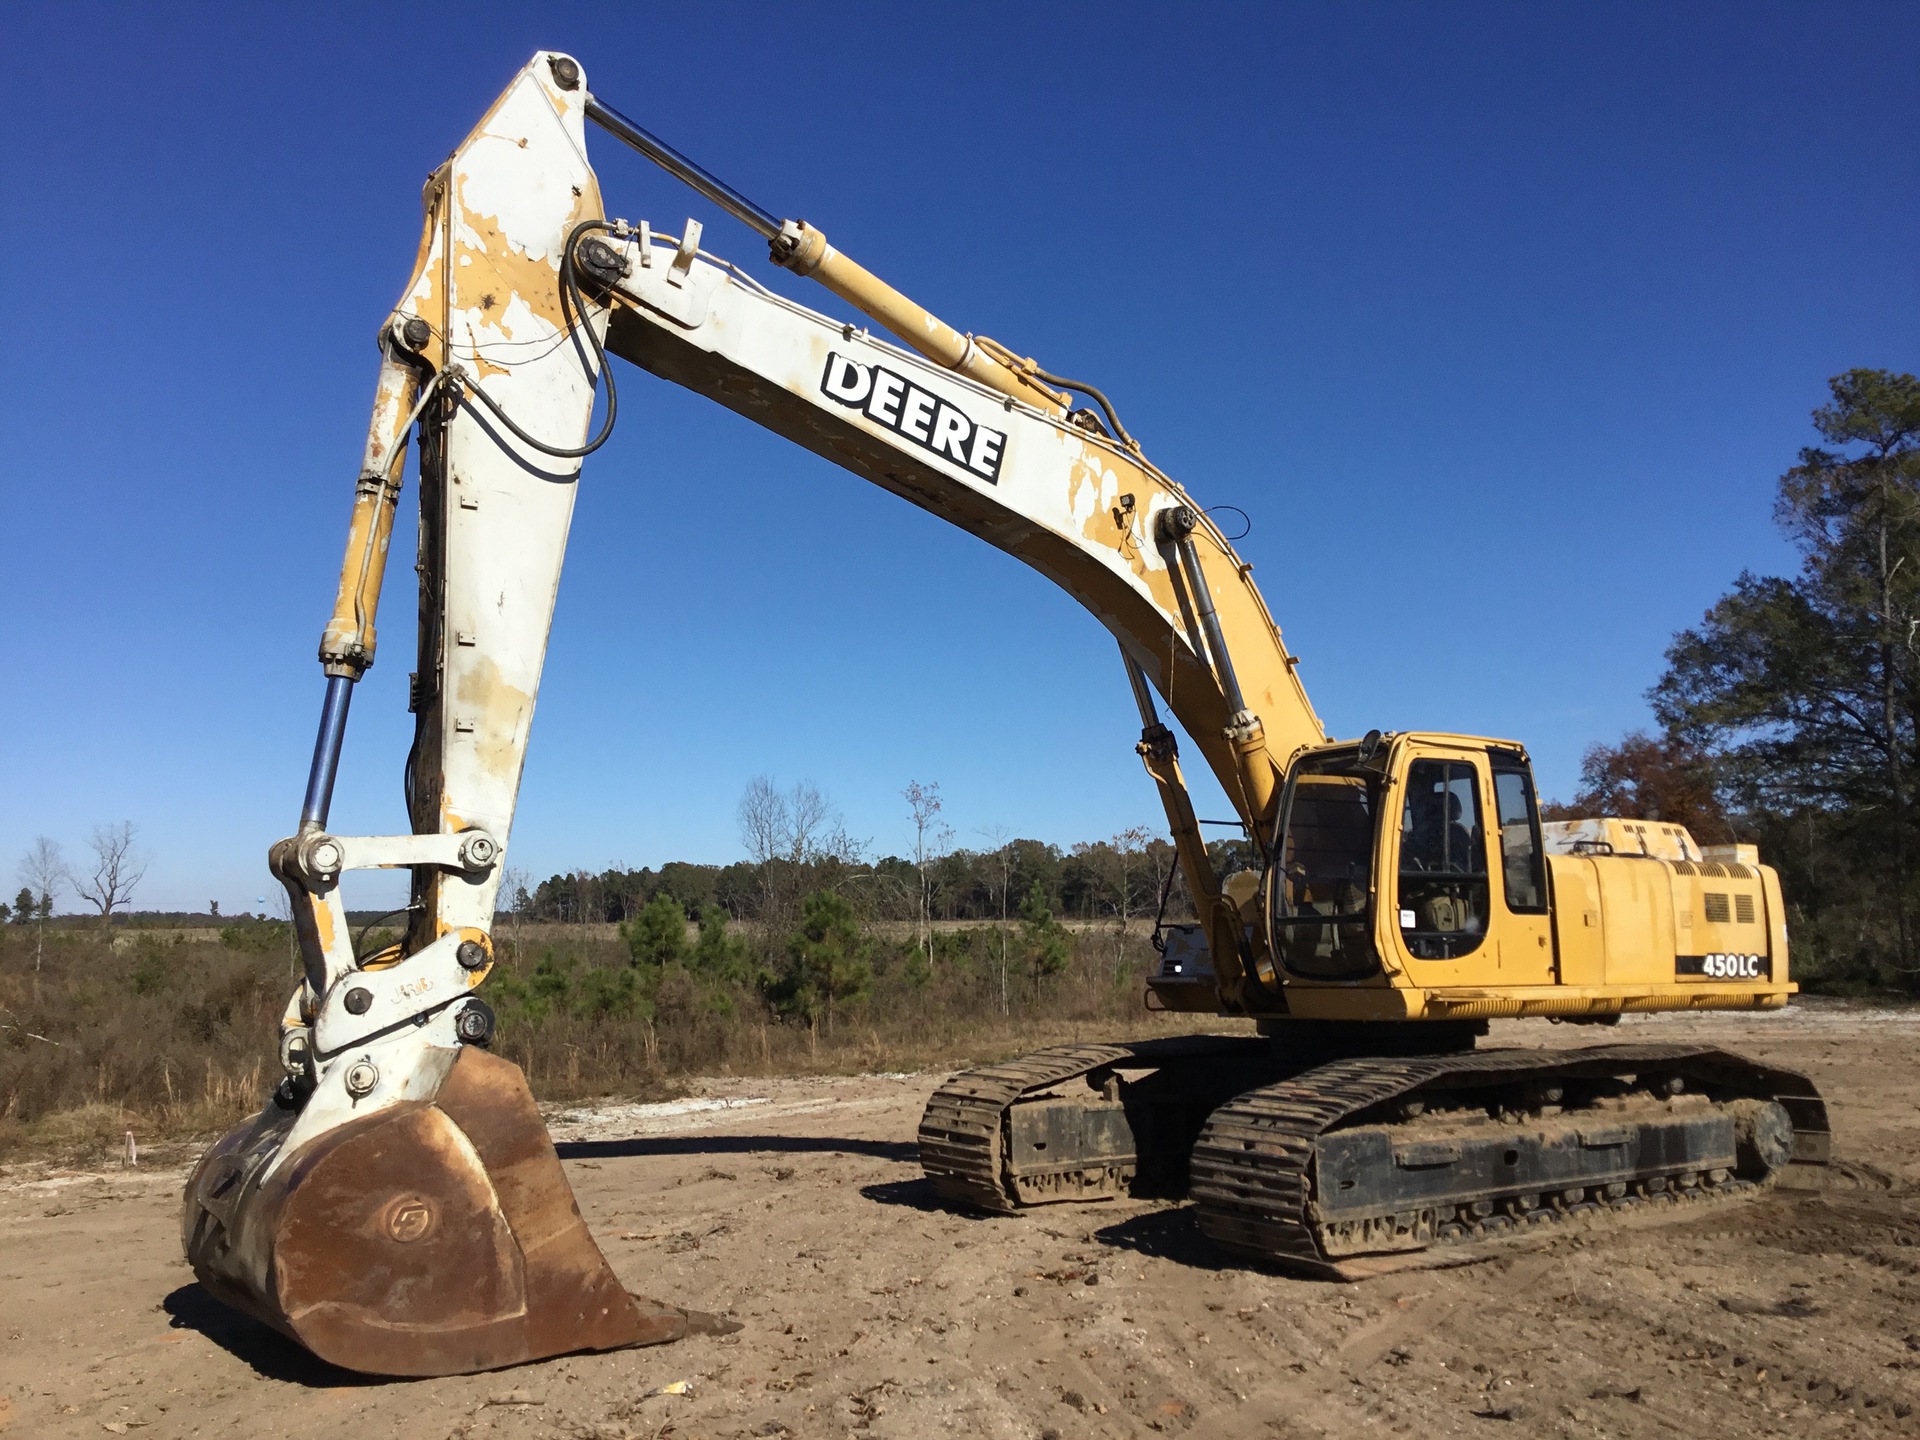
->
xmin=1150 ymin=733 xmax=1792 ymax=1022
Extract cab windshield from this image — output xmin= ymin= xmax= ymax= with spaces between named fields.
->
xmin=1271 ymin=755 xmax=1382 ymax=980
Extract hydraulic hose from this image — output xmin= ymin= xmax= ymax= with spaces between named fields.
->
xmin=1032 ymin=368 xmax=1137 ymax=451
xmin=456 ymin=220 xmax=619 ymax=461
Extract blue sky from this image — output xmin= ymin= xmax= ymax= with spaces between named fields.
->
xmin=3 ymin=3 xmax=1914 ymax=914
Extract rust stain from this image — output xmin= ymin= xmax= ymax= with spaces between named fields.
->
xmin=447 ymin=162 xmax=603 ymax=368
xmin=454 ymin=653 xmax=533 ymax=783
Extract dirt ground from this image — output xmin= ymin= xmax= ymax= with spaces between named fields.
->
xmin=4 ymin=1001 xmax=1919 ymax=1439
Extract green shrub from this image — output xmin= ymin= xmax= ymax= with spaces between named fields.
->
xmin=220 ymin=920 xmax=291 ymax=955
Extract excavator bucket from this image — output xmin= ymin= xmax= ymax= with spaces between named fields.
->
xmin=182 ymin=1046 xmax=714 ymax=1376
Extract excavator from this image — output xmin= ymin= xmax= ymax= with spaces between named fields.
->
xmin=183 ymin=52 xmax=1829 ymax=1377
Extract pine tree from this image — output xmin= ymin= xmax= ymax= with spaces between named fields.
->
xmin=1019 ymin=888 xmax=1072 ymax=999
xmin=620 ymin=892 xmax=689 ymax=969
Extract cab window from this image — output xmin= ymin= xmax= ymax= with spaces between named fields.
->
xmin=1492 ymin=761 xmax=1547 ymax=913
xmin=1272 ymin=756 xmax=1382 ymax=980
xmin=1398 ymin=759 xmax=1488 ymax=959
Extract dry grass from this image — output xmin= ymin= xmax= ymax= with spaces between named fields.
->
xmin=0 ymin=919 xmax=1224 ymax=1165
xmin=0 ymin=927 xmax=287 ymax=1164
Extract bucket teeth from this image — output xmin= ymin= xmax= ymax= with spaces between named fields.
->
xmin=183 ymin=1046 xmax=701 ymax=1376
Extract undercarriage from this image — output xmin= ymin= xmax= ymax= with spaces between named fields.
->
xmin=918 ymin=1032 xmax=1828 ymax=1277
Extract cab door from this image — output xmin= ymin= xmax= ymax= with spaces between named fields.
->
xmin=1486 ymin=750 xmax=1555 ymax=983
xmin=1384 ymin=744 xmax=1554 ymax=987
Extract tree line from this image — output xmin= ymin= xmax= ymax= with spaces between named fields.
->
xmin=494 ymin=778 xmax=1219 ymax=1044
xmin=515 ymin=776 xmax=1219 ymax=933
xmin=1547 ymin=368 xmax=1920 ymax=991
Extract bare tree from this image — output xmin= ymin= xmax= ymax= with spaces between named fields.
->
xmin=737 ymin=776 xmax=862 ymax=944
xmin=978 ymin=823 xmax=1013 ymax=1013
xmin=17 ymin=837 xmax=67 ymax=971
xmin=1109 ymin=825 xmax=1151 ymax=983
xmin=500 ymin=864 xmax=532 ymax=958
xmin=785 ymin=781 xmax=832 ymax=864
xmin=903 ymin=781 xmax=952 ymax=969
xmin=738 ymin=775 xmax=789 ymax=869
xmin=740 ymin=775 xmax=795 ymax=930
xmin=74 ymin=822 xmax=148 ymax=928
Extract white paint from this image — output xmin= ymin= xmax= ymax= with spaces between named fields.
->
xmin=456 ymin=77 xmax=590 ymax=268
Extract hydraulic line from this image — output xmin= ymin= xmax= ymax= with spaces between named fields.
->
xmin=585 ymin=96 xmax=1066 ymax=414
xmin=1033 ymin=367 xmax=1138 ymax=451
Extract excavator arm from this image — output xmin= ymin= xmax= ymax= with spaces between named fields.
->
xmin=184 ymin=56 xmax=703 ymax=1378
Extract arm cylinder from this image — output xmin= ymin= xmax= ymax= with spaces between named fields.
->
xmin=771 ymin=223 xmax=1066 ymax=414
xmin=581 ymin=98 xmax=1065 ymax=415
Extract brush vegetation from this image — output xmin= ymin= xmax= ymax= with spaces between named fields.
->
xmin=0 ymin=902 xmax=1226 ymax=1166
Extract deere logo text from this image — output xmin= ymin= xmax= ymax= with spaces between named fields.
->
xmin=820 ymin=353 xmax=1006 ymax=483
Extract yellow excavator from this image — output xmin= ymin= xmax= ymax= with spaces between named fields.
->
xmin=183 ymin=52 xmax=1828 ymax=1377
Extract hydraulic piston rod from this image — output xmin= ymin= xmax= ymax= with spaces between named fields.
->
xmin=300 ymin=675 xmax=354 ymax=830
xmin=1123 ymin=648 xmax=1164 ymax=729
xmin=585 ymin=95 xmax=782 ymax=239
xmin=1158 ymin=507 xmax=1248 ymax=719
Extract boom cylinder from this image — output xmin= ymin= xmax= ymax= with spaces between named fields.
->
xmin=1160 ymin=509 xmax=1248 ymax=718
xmin=1124 ymin=648 xmax=1163 ymax=728
xmin=1120 ymin=646 xmax=1244 ymax=1004
xmin=1155 ymin=508 xmax=1279 ymax=827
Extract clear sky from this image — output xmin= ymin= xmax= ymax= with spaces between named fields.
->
xmin=3 ymin=2 xmax=1914 ymax=915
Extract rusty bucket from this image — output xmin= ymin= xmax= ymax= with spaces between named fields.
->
xmin=183 ymin=1046 xmax=700 ymax=1376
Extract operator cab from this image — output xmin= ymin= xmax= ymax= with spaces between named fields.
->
xmin=1261 ymin=732 xmax=1550 ymax=986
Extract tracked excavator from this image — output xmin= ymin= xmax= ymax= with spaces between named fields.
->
xmin=184 ymin=52 xmax=1829 ymax=1377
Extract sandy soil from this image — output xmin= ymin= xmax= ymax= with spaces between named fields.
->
xmin=4 ymin=1000 xmax=1919 ymax=1439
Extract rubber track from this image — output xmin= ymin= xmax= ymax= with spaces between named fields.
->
xmin=918 ymin=1036 xmax=1266 ymax=1213
xmin=1189 ymin=1042 xmax=1828 ymax=1278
